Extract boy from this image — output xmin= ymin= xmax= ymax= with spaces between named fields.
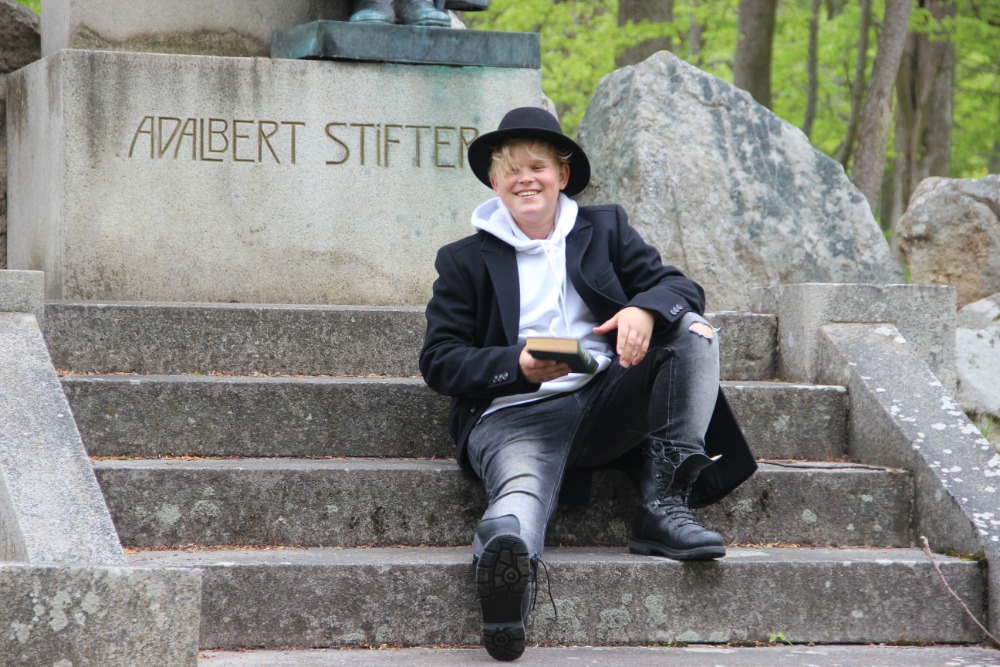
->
xmin=419 ymin=107 xmax=755 ymax=661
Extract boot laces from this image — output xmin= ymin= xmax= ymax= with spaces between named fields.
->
xmin=653 ymin=492 xmax=702 ymax=528
xmin=530 ymin=555 xmax=558 ymax=621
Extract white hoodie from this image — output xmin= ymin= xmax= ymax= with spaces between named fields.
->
xmin=471 ymin=193 xmax=614 ymax=415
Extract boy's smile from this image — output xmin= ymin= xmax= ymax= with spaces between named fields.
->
xmin=489 ymin=146 xmax=570 ymax=239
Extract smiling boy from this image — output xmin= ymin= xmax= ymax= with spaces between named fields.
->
xmin=419 ymin=107 xmax=756 ymax=662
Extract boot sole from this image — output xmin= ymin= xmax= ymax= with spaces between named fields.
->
xmin=476 ymin=533 xmax=530 ymax=661
xmin=628 ymin=538 xmax=726 ymax=561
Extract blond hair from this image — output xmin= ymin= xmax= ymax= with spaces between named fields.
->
xmin=488 ymin=139 xmax=572 ymax=181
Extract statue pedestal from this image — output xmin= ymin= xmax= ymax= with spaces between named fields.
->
xmin=41 ymin=0 xmax=351 ymax=57
xmin=6 ymin=48 xmax=541 ymax=305
xmin=271 ymin=21 xmax=540 ymax=68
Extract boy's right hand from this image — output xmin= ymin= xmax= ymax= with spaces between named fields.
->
xmin=519 ymin=346 xmax=570 ymax=384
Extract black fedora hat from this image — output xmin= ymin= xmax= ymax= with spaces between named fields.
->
xmin=468 ymin=107 xmax=591 ymax=197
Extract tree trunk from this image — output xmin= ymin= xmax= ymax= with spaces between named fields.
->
xmin=734 ymin=0 xmax=778 ymax=109
xmin=835 ymin=0 xmax=871 ymax=165
xmin=617 ymin=0 xmax=674 ymax=68
xmin=803 ymin=0 xmax=823 ymax=138
xmin=688 ymin=0 xmax=705 ymax=61
xmin=888 ymin=0 xmax=955 ymax=233
xmin=850 ymin=0 xmax=911 ymax=216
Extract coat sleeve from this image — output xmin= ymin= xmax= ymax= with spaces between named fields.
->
xmin=608 ymin=205 xmax=706 ymax=325
xmin=418 ymin=243 xmax=542 ymax=401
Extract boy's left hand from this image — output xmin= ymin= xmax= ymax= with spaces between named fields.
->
xmin=594 ymin=306 xmax=654 ymax=368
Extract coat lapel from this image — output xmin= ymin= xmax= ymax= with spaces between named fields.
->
xmin=566 ymin=214 xmax=593 ymax=293
xmin=481 ymin=235 xmax=521 ymax=344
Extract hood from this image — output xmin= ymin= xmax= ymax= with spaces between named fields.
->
xmin=471 ymin=194 xmax=579 ymax=250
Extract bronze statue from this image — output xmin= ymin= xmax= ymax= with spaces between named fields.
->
xmin=349 ymin=0 xmax=488 ymax=28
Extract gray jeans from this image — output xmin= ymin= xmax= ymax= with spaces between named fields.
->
xmin=467 ymin=312 xmax=720 ymax=558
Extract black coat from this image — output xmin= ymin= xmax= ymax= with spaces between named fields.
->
xmin=419 ymin=203 xmax=756 ymax=507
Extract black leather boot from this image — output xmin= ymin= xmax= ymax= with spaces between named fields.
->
xmin=474 ymin=515 xmax=534 ymax=661
xmin=629 ymin=440 xmax=726 ymax=561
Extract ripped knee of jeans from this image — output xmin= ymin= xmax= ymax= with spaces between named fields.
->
xmin=688 ymin=321 xmax=716 ymax=340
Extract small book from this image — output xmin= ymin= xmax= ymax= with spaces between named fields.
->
xmin=525 ymin=337 xmax=599 ymax=374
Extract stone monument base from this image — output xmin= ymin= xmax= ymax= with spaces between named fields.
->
xmin=271 ymin=21 xmax=540 ymax=68
xmin=6 ymin=48 xmax=541 ymax=305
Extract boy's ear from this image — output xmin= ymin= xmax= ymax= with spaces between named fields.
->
xmin=559 ymin=163 xmax=570 ymax=190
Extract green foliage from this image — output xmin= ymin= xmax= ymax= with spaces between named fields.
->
xmin=768 ymin=631 xmax=793 ymax=645
xmin=15 ymin=0 xmax=40 ymax=14
xmin=942 ymin=2 xmax=1000 ymax=177
xmin=466 ymin=0 xmax=999 ymax=179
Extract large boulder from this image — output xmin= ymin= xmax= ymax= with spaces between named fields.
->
xmin=575 ymin=51 xmax=903 ymax=311
xmin=956 ymin=292 xmax=1000 ymax=425
xmin=896 ymin=175 xmax=1000 ymax=308
xmin=1 ymin=0 xmax=41 ymax=270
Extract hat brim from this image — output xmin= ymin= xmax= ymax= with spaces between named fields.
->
xmin=467 ymin=127 xmax=591 ymax=197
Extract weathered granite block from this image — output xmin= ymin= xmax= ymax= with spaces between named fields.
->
xmin=816 ymin=322 xmax=1000 ymax=636
xmin=7 ymin=49 xmax=541 ymax=305
xmin=751 ymin=283 xmax=957 ymax=391
xmin=0 ymin=563 xmax=200 ymax=667
xmin=42 ymin=0 xmax=350 ymax=57
xmin=0 ymin=310 xmax=124 ymax=564
xmin=576 ymin=52 xmax=903 ymax=311
xmin=0 ymin=269 xmax=43 ymax=322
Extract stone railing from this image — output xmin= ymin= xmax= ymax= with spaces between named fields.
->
xmin=0 ymin=269 xmax=201 ymax=667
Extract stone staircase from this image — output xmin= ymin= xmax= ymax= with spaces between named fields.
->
xmin=44 ymin=300 xmax=991 ymax=661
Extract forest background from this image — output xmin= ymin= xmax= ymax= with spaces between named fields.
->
xmin=15 ymin=0 xmax=999 ymax=233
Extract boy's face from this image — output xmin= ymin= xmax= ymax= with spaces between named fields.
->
xmin=489 ymin=144 xmax=570 ymax=238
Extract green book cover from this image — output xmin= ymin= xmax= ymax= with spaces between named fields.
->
xmin=525 ymin=337 xmax=599 ymax=374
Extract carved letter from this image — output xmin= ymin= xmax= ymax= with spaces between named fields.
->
xmin=282 ymin=121 xmax=305 ymax=164
xmin=384 ymin=124 xmax=402 ymax=168
xmin=175 ymin=118 xmax=198 ymax=160
xmin=351 ymin=124 xmax=376 ymax=166
xmin=258 ymin=120 xmax=281 ymax=163
xmin=405 ymin=125 xmax=431 ymax=167
xmin=460 ymin=127 xmax=480 ymax=169
xmin=157 ymin=117 xmax=182 ymax=159
xmin=325 ymin=123 xmax=350 ymax=165
xmin=232 ymin=120 xmax=254 ymax=163
xmin=206 ymin=118 xmax=229 ymax=161
xmin=434 ymin=126 xmax=457 ymax=169
xmin=128 ymin=116 xmax=155 ymax=158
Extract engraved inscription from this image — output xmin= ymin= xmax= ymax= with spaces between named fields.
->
xmin=129 ymin=116 xmax=304 ymax=164
xmin=129 ymin=116 xmax=481 ymax=170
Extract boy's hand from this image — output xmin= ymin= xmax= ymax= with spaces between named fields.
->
xmin=519 ymin=346 xmax=571 ymax=384
xmin=594 ymin=306 xmax=654 ymax=368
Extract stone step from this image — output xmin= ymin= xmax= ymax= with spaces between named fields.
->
xmin=45 ymin=302 xmax=776 ymax=380
xmin=129 ymin=546 xmax=985 ymax=649
xmin=66 ymin=377 xmax=846 ymax=460
xmin=197 ymin=645 xmax=1000 ymax=667
xmin=95 ymin=460 xmax=911 ymax=549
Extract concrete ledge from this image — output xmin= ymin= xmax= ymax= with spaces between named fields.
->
xmin=0 ymin=312 xmax=125 ymax=564
xmin=0 ymin=270 xmax=43 ymax=323
xmin=816 ymin=322 xmax=1000 ymax=634
xmin=196 ymin=646 xmax=1000 ymax=667
xmin=0 ymin=563 xmax=201 ymax=667
xmin=45 ymin=302 xmax=427 ymax=376
xmin=45 ymin=303 xmax=775 ymax=379
xmin=751 ymin=283 xmax=957 ymax=390
xmin=710 ymin=311 xmax=776 ymax=380
xmin=64 ymin=377 xmax=843 ymax=460
xmin=93 ymin=460 xmax=911 ymax=549
xmin=132 ymin=546 xmax=984 ymax=648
